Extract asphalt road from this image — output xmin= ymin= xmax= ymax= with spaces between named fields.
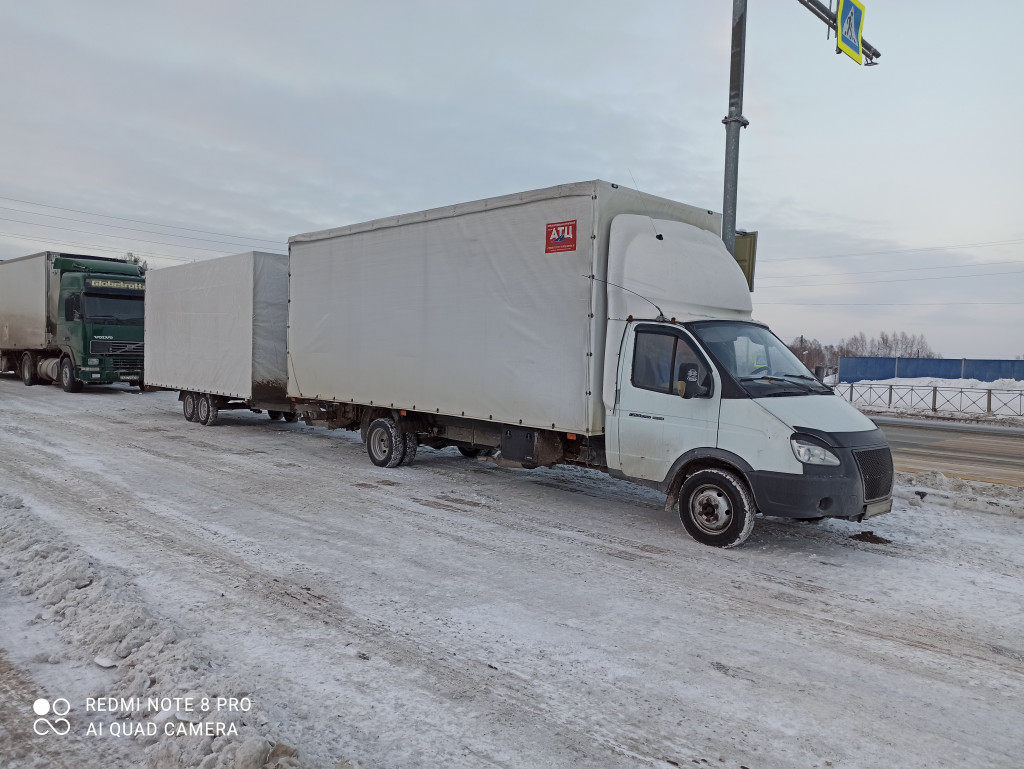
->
xmin=873 ymin=416 xmax=1024 ymax=486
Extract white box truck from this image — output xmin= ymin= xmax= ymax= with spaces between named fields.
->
xmin=285 ymin=180 xmax=893 ymax=547
xmin=143 ymin=251 xmax=300 ymax=424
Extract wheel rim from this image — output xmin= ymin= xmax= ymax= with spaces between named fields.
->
xmin=369 ymin=427 xmax=391 ymax=462
xmin=23 ymin=357 xmax=31 ymax=380
xmin=184 ymin=394 xmax=195 ymax=419
xmin=198 ymin=398 xmax=209 ymax=422
xmin=62 ymin=363 xmax=71 ymax=386
xmin=688 ymin=484 xmax=733 ymax=535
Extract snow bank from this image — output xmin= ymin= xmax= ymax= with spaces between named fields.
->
xmin=893 ymin=471 xmax=1024 ymax=518
xmin=0 ymin=492 xmax=313 ymax=769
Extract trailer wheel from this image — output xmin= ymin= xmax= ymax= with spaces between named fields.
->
xmin=283 ymin=412 xmax=299 ymax=423
xmin=60 ymin=357 xmax=83 ymax=393
xmin=20 ymin=352 xmax=38 ymax=386
xmin=678 ymin=468 xmax=756 ymax=548
xmin=458 ymin=447 xmax=482 ymax=458
xmin=366 ymin=417 xmax=405 ymax=468
xmin=182 ymin=392 xmax=198 ymax=422
xmin=268 ymin=411 xmax=284 ymax=421
xmin=197 ymin=395 xmax=219 ymax=426
xmin=399 ymin=433 xmax=418 ymax=465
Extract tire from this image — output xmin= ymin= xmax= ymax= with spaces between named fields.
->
xmin=678 ymin=468 xmax=756 ymax=548
xmin=182 ymin=392 xmax=198 ymax=422
xmin=60 ymin=357 xmax=83 ymax=393
xmin=268 ymin=411 xmax=284 ymax=421
xmin=283 ymin=412 xmax=299 ymax=423
xmin=399 ymin=433 xmax=418 ymax=465
xmin=197 ymin=395 xmax=219 ymax=426
xmin=20 ymin=352 xmax=38 ymax=386
xmin=366 ymin=417 xmax=405 ymax=468
xmin=458 ymin=446 xmax=482 ymax=458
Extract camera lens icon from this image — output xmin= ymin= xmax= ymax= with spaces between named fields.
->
xmin=32 ymin=698 xmax=71 ymax=735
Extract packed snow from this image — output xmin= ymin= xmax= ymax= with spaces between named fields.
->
xmin=1 ymin=380 xmax=1022 ymax=768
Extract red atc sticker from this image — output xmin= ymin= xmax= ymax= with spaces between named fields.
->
xmin=545 ymin=220 xmax=577 ymax=253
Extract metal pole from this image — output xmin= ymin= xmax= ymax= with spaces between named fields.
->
xmin=722 ymin=0 xmax=749 ymax=257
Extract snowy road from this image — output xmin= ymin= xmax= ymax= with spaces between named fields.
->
xmin=874 ymin=417 xmax=1024 ymax=486
xmin=1 ymin=378 xmax=1023 ymax=768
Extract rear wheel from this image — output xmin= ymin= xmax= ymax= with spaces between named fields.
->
xmin=283 ymin=412 xmax=299 ymax=423
xmin=197 ymin=395 xmax=219 ymax=426
xmin=20 ymin=352 xmax=38 ymax=386
xmin=458 ymin=446 xmax=482 ymax=458
xmin=366 ymin=417 xmax=405 ymax=468
xmin=678 ymin=468 xmax=756 ymax=548
xmin=399 ymin=433 xmax=418 ymax=465
xmin=268 ymin=410 xmax=284 ymax=421
xmin=60 ymin=357 xmax=83 ymax=393
xmin=182 ymin=392 xmax=198 ymax=422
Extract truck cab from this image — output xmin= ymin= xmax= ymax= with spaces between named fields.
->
xmin=54 ymin=259 xmax=146 ymax=389
xmin=603 ymin=215 xmax=893 ymax=547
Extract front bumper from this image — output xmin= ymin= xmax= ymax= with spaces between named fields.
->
xmin=747 ymin=442 xmax=894 ymax=520
xmin=76 ymin=356 xmax=143 ymax=384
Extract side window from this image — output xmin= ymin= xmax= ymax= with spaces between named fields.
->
xmin=673 ymin=337 xmax=713 ymax=398
xmin=632 ymin=331 xmax=713 ymax=398
xmin=64 ymin=294 xmax=81 ymax=322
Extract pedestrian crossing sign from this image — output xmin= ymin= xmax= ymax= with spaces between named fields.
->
xmin=836 ymin=0 xmax=866 ymax=65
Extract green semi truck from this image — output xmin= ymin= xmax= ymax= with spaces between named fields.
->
xmin=0 ymin=252 xmax=145 ymax=391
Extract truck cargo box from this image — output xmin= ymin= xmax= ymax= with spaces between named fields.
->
xmin=0 ymin=253 xmax=51 ymax=350
xmin=287 ymin=180 xmax=736 ymax=435
xmin=144 ymin=252 xmax=288 ymax=400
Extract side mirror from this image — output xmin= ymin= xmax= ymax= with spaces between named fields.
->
xmin=677 ymin=363 xmax=699 ymax=399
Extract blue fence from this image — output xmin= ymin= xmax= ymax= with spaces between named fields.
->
xmin=838 ymin=357 xmax=1024 ymax=383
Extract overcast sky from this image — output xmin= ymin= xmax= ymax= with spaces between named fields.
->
xmin=1 ymin=1 xmax=1021 ymax=358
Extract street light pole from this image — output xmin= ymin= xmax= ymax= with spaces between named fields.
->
xmin=721 ymin=0 xmax=749 ymax=257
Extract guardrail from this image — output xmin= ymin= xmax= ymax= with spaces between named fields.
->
xmin=835 ymin=383 xmax=1024 ymax=417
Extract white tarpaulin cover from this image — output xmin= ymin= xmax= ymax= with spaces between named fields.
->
xmin=144 ymin=252 xmax=288 ymax=399
xmin=287 ymin=181 xmax=739 ymax=435
xmin=0 ymin=253 xmax=49 ymax=350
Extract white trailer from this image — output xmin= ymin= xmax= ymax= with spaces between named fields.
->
xmin=144 ymin=251 xmax=297 ymax=424
xmin=285 ymin=180 xmax=894 ymax=547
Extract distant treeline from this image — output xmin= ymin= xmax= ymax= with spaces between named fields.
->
xmin=786 ymin=331 xmax=939 ymax=371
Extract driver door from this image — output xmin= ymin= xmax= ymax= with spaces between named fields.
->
xmin=615 ymin=326 xmax=720 ymax=482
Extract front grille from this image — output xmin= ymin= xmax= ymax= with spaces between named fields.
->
xmin=111 ymin=357 xmax=144 ymax=370
xmin=90 ymin=340 xmax=144 ymax=355
xmin=854 ymin=447 xmax=894 ymax=502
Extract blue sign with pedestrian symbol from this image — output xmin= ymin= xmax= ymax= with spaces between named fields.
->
xmin=836 ymin=0 xmax=866 ymax=65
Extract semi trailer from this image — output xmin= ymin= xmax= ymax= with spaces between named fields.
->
xmin=282 ymin=181 xmax=894 ymax=547
xmin=143 ymin=251 xmax=301 ymax=424
xmin=0 ymin=252 xmax=145 ymax=391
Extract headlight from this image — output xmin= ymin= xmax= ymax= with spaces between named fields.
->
xmin=87 ymin=358 xmax=99 ymax=365
xmin=791 ymin=438 xmax=840 ymax=466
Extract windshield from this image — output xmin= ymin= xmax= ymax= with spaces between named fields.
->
xmin=688 ymin=320 xmax=831 ymax=396
xmin=82 ymin=293 xmax=144 ymax=325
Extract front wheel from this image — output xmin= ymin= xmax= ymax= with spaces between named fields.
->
xmin=678 ymin=468 xmax=756 ymax=548
xmin=61 ymin=357 xmax=83 ymax=393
